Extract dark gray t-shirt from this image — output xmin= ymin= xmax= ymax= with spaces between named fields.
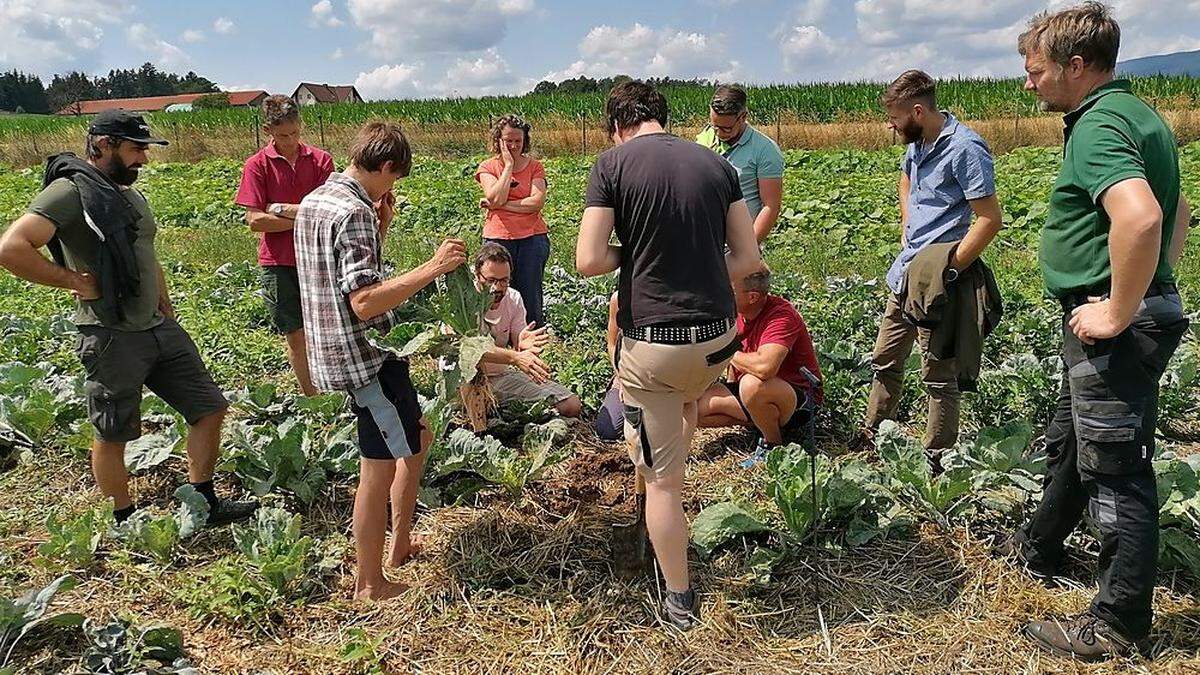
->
xmin=585 ymin=133 xmax=742 ymax=331
xmin=27 ymin=178 xmax=163 ymax=331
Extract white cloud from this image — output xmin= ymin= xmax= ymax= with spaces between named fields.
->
xmin=354 ymin=62 xmax=425 ymax=99
xmin=213 ymin=17 xmax=235 ymax=34
xmin=542 ymin=23 xmax=741 ymax=83
xmin=774 ymin=0 xmax=1200 ymax=82
xmin=311 ymin=0 xmax=344 ymax=27
xmin=0 ymin=0 xmax=130 ymax=75
xmin=331 ymin=47 xmax=345 ymax=60
xmin=127 ymin=23 xmax=190 ymax=68
xmin=346 ymin=0 xmax=534 ymax=54
xmin=181 ymin=29 xmax=205 ymax=43
xmin=439 ymin=48 xmax=521 ymax=95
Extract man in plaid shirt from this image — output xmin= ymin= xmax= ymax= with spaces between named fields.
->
xmin=294 ymin=121 xmax=467 ymax=601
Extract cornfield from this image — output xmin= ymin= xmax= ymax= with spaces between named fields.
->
xmin=3 ymin=75 xmax=1200 ymax=140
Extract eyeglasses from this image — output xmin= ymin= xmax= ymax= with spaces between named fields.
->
xmin=480 ymin=275 xmax=510 ymax=287
xmin=712 ymin=113 xmax=746 ymax=134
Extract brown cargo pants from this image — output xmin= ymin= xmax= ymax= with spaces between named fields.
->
xmin=864 ymin=294 xmax=960 ymax=450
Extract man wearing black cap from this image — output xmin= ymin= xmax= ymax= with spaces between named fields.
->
xmin=0 ymin=109 xmax=257 ymax=527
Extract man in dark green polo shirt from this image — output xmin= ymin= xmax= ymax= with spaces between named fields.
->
xmin=0 ymin=110 xmax=256 ymax=528
xmin=1003 ymin=3 xmax=1192 ymax=661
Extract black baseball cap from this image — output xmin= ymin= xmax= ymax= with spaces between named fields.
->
xmin=88 ymin=109 xmax=169 ymax=145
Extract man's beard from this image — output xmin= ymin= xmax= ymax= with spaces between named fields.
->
xmin=103 ymin=155 xmax=140 ymax=186
xmin=900 ymin=119 xmax=923 ymax=144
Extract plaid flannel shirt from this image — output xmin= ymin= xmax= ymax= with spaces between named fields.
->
xmin=294 ymin=172 xmax=395 ymax=391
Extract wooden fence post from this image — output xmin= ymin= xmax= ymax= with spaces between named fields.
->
xmin=253 ymin=111 xmax=261 ymax=150
xmin=775 ymin=110 xmax=781 ymax=145
xmin=1013 ymin=103 xmax=1020 ymax=149
xmin=318 ymin=110 xmax=326 ymax=148
xmin=581 ymin=114 xmax=587 ymax=154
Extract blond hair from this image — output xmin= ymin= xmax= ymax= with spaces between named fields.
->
xmin=1018 ymin=1 xmax=1120 ymax=71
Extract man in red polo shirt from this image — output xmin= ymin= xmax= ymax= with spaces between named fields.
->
xmin=698 ymin=266 xmax=823 ymax=462
xmin=235 ymin=95 xmax=334 ymax=396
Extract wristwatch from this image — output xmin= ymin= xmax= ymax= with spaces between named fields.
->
xmin=270 ymin=203 xmax=285 ymax=216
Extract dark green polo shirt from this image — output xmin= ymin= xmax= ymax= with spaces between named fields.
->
xmin=1040 ymin=79 xmax=1180 ymax=299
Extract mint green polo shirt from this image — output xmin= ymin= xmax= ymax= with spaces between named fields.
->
xmin=696 ymin=124 xmax=785 ymax=219
xmin=1040 ymin=79 xmax=1181 ymax=299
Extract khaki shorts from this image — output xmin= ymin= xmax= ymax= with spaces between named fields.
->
xmin=489 ymin=368 xmax=575 ymax=406
xmin=617 ymin=326 xmax=739 ymax=481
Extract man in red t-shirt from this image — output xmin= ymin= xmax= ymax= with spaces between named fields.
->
xmin=698 ymin=267 xmax=823 ymax=459
xmin=235 ymin=95 xmax=334 ymax=396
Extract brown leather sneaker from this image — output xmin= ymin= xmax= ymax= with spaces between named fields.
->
xmin=1024 ymin=613 xmax=1148 ymax=662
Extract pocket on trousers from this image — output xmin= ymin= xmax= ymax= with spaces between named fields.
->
xmin=623 ymin=403 xmax=653 ymax=468
xmin=76 ymin=327 xmax=114 ymax=377
xmin=1075 ymin=398 xmax=1147 ymax=475
xmin=706 ymin=337 xmax=741 ymax=366
xmin=84 ymin=380 xmax=119 ymax=437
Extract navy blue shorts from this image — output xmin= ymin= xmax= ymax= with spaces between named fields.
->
xmin=349 ymin=360 xmax=425 ymax=460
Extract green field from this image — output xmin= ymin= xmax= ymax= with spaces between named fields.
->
xmin=0 ymin=144 xmax=1198 ymax=672
xmin=4 ymin=75 xmax=1200 ymax=141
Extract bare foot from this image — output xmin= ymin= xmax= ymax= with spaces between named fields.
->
xmin=353 ymin=579 xmax=409 ymax=601
xmin=387 ymin=534 xmax=425 ymax=568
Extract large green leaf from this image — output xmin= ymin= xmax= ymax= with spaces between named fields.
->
xmin=458 ymin=335 xmax=496 ymax=385
xmin=692 ymin=502 xmax=771 ymax=555
xmin=174 ymin=485 xmax=210 ymax=539
xmin=125 ymin=431 xmax=181 ymax=474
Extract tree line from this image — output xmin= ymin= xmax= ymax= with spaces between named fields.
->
xmin=530 ymin=75 xmax=715 ymax=96
xmin=0 ymin=63 xmax=219 ymax=114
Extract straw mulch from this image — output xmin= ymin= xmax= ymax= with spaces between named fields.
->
xmin=3 ymin=429 xmax=1197 ymax=674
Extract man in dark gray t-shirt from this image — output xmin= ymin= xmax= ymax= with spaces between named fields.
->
xmin=577 ymin=81 xmax=760 ymax=632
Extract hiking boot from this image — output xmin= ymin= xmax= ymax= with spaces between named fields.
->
xmin=663 ymin=588 xmax=701 ymax=631
xmin=739 ymin=437 xmax=774 ymax=468
xmin=1024 ymin=613 xmax=1148 ymax=662
xmin=996 ymin=533 xmax=1058 ymax=583
xmin=205 ymin=498 xmax=258 ymax=527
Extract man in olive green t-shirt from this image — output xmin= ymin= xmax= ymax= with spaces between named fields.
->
xmin=0 ymin=110 xmax=255 ymax=528
xmin=1001 ymin=5 xmax=1191 ymax=662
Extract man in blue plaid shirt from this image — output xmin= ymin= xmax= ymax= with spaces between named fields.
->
xmin=294 ymin=121 xmax=467 ymax=601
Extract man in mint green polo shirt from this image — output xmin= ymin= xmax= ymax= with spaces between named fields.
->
xmin=1002 ymin=3 xmax=1192 ymax=662
xmin=697 ymin=84 xmax=784 ymax=242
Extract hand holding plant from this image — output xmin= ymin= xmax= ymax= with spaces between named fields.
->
xmin=429 ymin=239 xmax=468 ymax=275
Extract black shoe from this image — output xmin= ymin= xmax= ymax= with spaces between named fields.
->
xmin=1024 ymin=613 xmax=1148 ymax=662
xmin=205 ymin=498 xmax=258 ymax=527
xmin=663 ymin=588 xmax=701 ymax=631
xmin=996 ymin=533 xmax=1058 ymax=582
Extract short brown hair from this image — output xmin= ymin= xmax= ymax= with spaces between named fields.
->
xmin=711 ymin=85 xmax=747 ymax=116
xmin=474 ymin=241 xmax=512 ymax=273
xmin=1018 ymin=1 xmax=1120 ymax=72
xmin=349 ymin=121 xmax=412 ymax=175
xmin=262 ymin=94 xmax=300 ymax=127
xmin=604 ymin=80 xmax=669 ymax=137
xmin=881 ymin=70 xmax=937 ymax=108
xmin=489 ymin=114 xmax=531 ymax=155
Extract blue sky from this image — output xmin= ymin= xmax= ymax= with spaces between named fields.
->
xmin=2 ymin=1 xmax=1198 ymax=100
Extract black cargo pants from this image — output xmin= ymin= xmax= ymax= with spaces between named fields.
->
xmin=1015 ymin=289 xmax=1188 ymax=639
